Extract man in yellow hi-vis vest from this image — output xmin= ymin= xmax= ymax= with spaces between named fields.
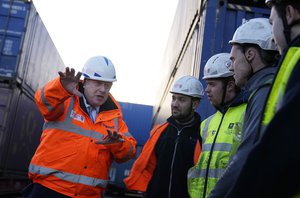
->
xmin=222 ymin=0 xmax=300 ymax=197
xmin=188 ymin=53 xmax=248 ymax=198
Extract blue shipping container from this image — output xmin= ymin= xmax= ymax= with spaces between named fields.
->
xmin=0 ymin=0 xmax=29 ymax=77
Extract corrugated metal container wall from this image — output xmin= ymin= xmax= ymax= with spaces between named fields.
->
xmin=0 ymin=84 xmax=44 ymax=174
xmin=17 ymin=3 xmax=65 ymax=91
xmin=154 ymin=0 xmax=200 ymax=124
xmin=153 ymin=0 xmax=271 ymax=125
xmin=0 ymin=0 xmax=65 ymax=194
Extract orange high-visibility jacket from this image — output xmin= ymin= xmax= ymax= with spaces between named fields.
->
xmin=124 ymin=122 xmax=201 ymax=192
xmin=28 ymin=77 xmax=137 ymax=198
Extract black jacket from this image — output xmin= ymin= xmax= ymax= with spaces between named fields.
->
xmin=223 ymin=35 xmax=300 ymax=198
xmin=146 ymin=113 xmax=201 ymax=198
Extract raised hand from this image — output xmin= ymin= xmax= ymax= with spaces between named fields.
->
xmin=58 ymin=67 xmax=83 ymax=97
xmin=95 ymin=130 xmax=125 ymax=145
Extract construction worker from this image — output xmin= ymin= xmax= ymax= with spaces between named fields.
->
xmin=208 ymin=18 xmax=279 ymax=197
xmin=23 ymin=56 xmax=137 ymax=198
xmin=188 ymin=53 xmax=248 ymax=198
xmin=124 ymin=75 xmax=203 ymax=198
xmin=220 ymin=0 xmax=300 ymax=197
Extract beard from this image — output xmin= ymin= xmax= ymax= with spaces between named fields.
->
xmin=171 ymin=106 xmax=194 ymax=123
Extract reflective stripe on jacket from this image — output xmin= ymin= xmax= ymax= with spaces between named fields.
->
xmin=124 ymin=122 xmax=201 ymax=192
xmin=29 ymin=77 xmax=137 ymax=198
xmin=188 ymin=103 xmax=246 ymax=198
xmin=261 ymin=47 xmax=300 ymax=135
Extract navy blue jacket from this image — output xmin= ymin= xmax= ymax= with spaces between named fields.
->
xmin=223 ymin=35 xmax=300 ymax=198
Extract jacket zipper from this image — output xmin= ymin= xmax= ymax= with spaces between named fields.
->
xmin=168 ymin=125 xmax=190 ymax=198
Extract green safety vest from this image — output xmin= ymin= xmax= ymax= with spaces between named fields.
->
xmin=188 ymin=103 xmax=246 ymax=198
xmin=261 ymin=47 xmax=300 ymax=134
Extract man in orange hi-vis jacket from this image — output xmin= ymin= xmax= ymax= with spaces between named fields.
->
xmin=124 ymin=75 xmax=204 ymax=198
xmin=23 ymin=56 xmax=137 ymax=198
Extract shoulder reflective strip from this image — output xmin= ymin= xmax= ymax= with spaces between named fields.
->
xmin=263 ymin=47 xmax=300 ymax=125
xmin=201 ymin=143 xmax=232 ymax=152
xmin=41 ymin=87 xmax=53 ymax=112
xmin=188 ymin=168 xmax=224 ymax=179
xmin=29 ymin=164 xmax=108 ymax=188
xmin=202 ymin=115 xmax=214 ymax=142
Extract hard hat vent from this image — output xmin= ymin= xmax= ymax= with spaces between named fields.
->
xmin=82 ymin=56 xmax=117 ymax=82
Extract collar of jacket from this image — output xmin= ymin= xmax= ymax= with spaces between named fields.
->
xmin=245 ymin=66 xmax=277 ymax=93
xmin=281 ymin=34 xmax=300 ymax=55
xmin=167 ymin=112 xmax=201 ymax=129
xmin=216 ymin=89 xmax=249 ymax=114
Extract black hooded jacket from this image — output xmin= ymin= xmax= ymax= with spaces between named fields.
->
xmin=146 ymin=113 xmax=201 ymax=198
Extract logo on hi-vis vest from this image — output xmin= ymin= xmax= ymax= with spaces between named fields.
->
xmin=225 ymin=122 xmax=242 ymax=141
xmin=70 ymin=110 xmax=84 ymax=123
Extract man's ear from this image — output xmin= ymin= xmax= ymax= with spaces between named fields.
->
xmin=286 ymin=5 xmax=300 ymax=25
xmin=226 ymin=80 xmax=236 ymax=92
xmin=192 ymin=99 xmax=200 ymax=110
xmin=245 ymin=48 xmax=256 ymax=62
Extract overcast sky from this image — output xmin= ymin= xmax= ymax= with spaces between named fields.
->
xmin=33 ymin=0 xmax=178 ymax=105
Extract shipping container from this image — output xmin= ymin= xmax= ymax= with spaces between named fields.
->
xmin=0 ymin=84 xmax=44 ymax=195
xmin=0 ymin=0 xmax=65 ymax=195
xmin=0 ymin=0 xmax=65 ymax=91
xmin=153 ymin=0 xmax=271 ymax=125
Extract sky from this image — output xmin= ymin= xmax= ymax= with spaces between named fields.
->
xmin=32 ymin=0 xmax=178 ymax=106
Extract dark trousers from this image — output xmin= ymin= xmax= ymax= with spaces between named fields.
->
xmin=23 ymin=183 xmax=70 ymax=198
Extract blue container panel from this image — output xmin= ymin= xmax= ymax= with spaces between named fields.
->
xmin=0 ymin=35 xmax=21 ymax=55
xmin=0 ymin=16 xmax=26 ymax=36
xmin=0 ymin=35 xmax=22 ymax=77
xmin=0 ymin=0 xmax=29 ymax=79
xmin=119 ymin=102 xmax=153 ymax=145
xmin=0 ymin=56 xmax=17 ymax=77
xmin=0 ymin=0 xmax=29 ymax=18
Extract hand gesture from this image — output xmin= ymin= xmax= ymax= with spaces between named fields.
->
xmin=58 ymin=67 xmax=83 ymax=97
xmin=95 ymin=130 xmax=125 ymax=145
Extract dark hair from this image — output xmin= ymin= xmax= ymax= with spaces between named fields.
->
xmin=240 ymin=44 xmax=279 ymax=66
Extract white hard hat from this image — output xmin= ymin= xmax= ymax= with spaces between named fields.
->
xmin=229 ymin=18 xmax=277 ymax=51
xmin=82 ymin=56 xmax=117 ymax=82
xmin=203 ymin=53 xmax=233 ymax=79
xmin=170 ymin=75 xmax=204 ymax=99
